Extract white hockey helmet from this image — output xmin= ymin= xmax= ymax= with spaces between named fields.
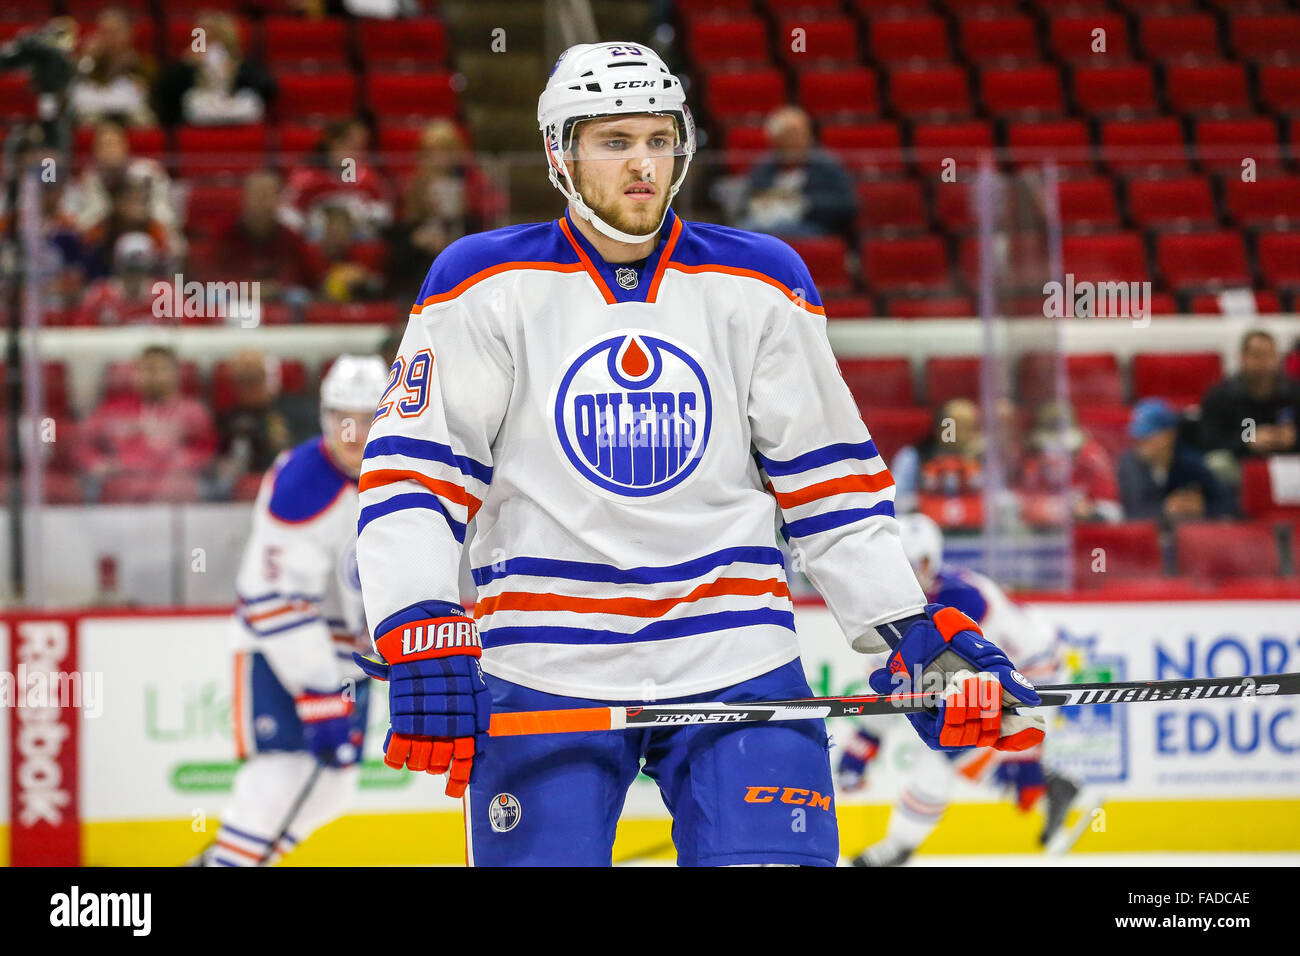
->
xmin=897 ymin=512 xmax=944 ymax=587
xmin=537 ymin=41 xmax=695 ymax=244
xmin=320 ymin=354 xmax=390 ymax=414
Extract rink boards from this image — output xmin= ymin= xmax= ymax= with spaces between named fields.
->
xmin=2 ymin=595 xmax=1298 ymax=865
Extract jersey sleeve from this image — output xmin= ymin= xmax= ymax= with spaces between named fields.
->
xmin=234 ymin=470 xmax=343 ymax=695
xmin=747 ymin=244 xmax=926 ymax=654
xmin=355 ymin=250 xmax=512 ymax=641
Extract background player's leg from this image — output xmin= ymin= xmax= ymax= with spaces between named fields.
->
xmin=466 ymin=675 xmax=643 ymax=866
xmin=643 ymin=660 xmax=839 ymax=867
xmin=853 ymin=746 xmax=964 ymax=867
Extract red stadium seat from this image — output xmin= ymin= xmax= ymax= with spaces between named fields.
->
xmin=1131 ymin=351 xmax=1223 ymax=406
xmin=868 ymin=16 xmax=950 ymax=64
xmin=1056 ymin=178 xmax=1119 ymax=229
xmin=175 ymin=124 xmax=268 ymax=177
xmin=1127 ymin=176 xmax=1218 ymax=228
xmin=1224 ymin=175 xmax=1300 ymax=227
xmin=1073 ymin=522 xmax=1164 ymax=587
xmin=1190 ymin=290 xmax=1281 ymax=315
xmin=888 ymin=66 xmax=972 ymax=118
xmin=911 ymin=120 xmax=994 ymax=166
xmin=858 ymin=179 xmax=927 ymax=234
xmin=1157 ymin=232 xmax=1251 ymax=291
xmin=862 ymin=236 xmax=951 ymax=293
xmin=304 ymin=302 xmax=401 ymax=324
xmin=275 ymin=72 xmax=358 ymax=121
xmin=777 ymin=16 xmax=860 ymax=67
xmin=823 ymin=295 xmax=874 ymax=320
xmin=959 ymin=16 xmax=1038 ymax=63
xmin=1062 ymin=232 xmax=1148 ymax=284
xmin=0 ymin=74 xmax=36 ymax=119
xmin=723 ymin=124 xmax=770 ymax=173
xmin=1077 ymin=404 xmax=1132 ymax=460
xmin=278 ymin=123 xmax=329 ymax=163
xmin=932 ymin=180 xmax=973 ymax=232
xmin=1230 ymin=15 xmax=1300 ymax=61
xmin=1050 ymin=14 xmax=1130 ymax=61
xmin=821 ymin=122 xmax=904 ymax=174
xmin=1176 ymin=521 xmax=1280 ymax=582
xmin=924 ymin=355 xmax=980 ymax=407
xmin=980 ymin=65 xmax=1064 ymax=117
xmin=887 ymin=294 xmax=974 ymax=319
xmin=365 ymin=72 xmax=458 ymax=120
xmin=263 ymin=16 xmax=350 ymax=69
xmin=687 ymin=16 xmax=771 ymax=68
xmin=797 ymin=68 xmax=880 ymax=120
xmin=838 ymin=357 xmax=915 ymax=408
xmin=942 ymin=0 xmax=1024 ymax=16
xmin=1258 ymin=232 xmax=1300 ymax=289
xmin=1241 ymin=459 xmax=1300 ymax=521
xmin=1072 ymin=64 xmax=1157 ymax=116
xmin=1100 ymin=118 xmax=1187 ymax=170
xmin=1259 ymin=65 xmax=1300 ymax=114
xmin=703 ymin=70 xmax=786 ymax=123
xmin=1195 ymin=118 xmax=1282 ymax=171
xmin=185 ymin=184 xmax=244 ymax=238
xmin=1005 ymin=119 xmax=1092 ymax=168
xmin=788 ymin=237 xmax=852 ymax=295
xmin=1165 ymin=63 xmax=1251 ymax=115
xmin=861 ymin=407 xmax=931 ymax=461
xmin=1018 ymin=352 xmax=1124 ymax=405
xmin=1139 ymin=14 xmax=1221 ymax=60
xmin=357 ymin=18 xmax=448 ymax=68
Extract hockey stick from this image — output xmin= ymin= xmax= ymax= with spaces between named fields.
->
xmin=487 ymin=671 xmax=1300 ymax=738
xmin=257 ymin=756 xmax=325 ymax=866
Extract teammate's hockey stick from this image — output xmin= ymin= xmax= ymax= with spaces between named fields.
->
xmin=487 ymin=671 xmax=1300 ymax=738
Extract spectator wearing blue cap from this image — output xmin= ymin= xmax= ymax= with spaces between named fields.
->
xmin=1118 ymin=399 xmax=1232 ymax=522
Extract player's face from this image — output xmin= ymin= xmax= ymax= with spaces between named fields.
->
xmin=568 ymin=115 xmax=678 ymax=237
xmin=321 ymin=408 xmax=375 ymax=477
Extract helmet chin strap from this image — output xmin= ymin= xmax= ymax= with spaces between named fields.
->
xmin=551 ymin=160 xmax=679 ymax=246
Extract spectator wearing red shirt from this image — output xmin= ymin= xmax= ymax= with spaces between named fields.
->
xmin=305 ymin=205 xmax=388 ymax=302
xmin=283 ymin=119 xmax=392 ymax=238
xmin=1018 ymin=402 xmax=1121 ymax=526
xmin=73 ymin=232 xmax=174 ymax=327
xmin=77 ymin=345 xmax=217 ymax=502
xmin=209 ymin=170 xmax=314 ymax=300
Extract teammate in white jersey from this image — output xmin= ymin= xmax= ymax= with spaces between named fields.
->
xmin=841 ymin=513 xmax=1088 ymax=866
xmin=202 ymin=356 xmax=389 ymax=867
xmin=354 ymin=42 xmax=1047 ymax=866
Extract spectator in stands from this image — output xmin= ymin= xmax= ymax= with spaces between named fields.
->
xmin=61 ymin=121 xmax=178 ymax=256
xmin=76 ymin=345 xmax=217 ymax=502
xmin=284 ymin=119 xmax=392 ymax=238
xmin=1119 ymin=399 xmax=1232 ymax=523
xmin=388 ymin=120 xmax=504 ymax=301
xmin=1018 ymin=402 xmax=1121 ymax=526
xmin=73 ymin=231 xmax=173 ymax=326
xmin=83 ymin=179 xmax=176 ymax=278
xmin=735 ymin=106 xmax=855 ymax=240
xmin=892 ymin=398 xmax=984 ymax=518
xmin=154 ymin=11 xmax=276 ymax=127
xmin=1200 ymin=329 xmax=1300 ymax=463
xmin=68 ymin=7 xmax=156 ymax=127
xmin=210 ymin=349 xmax=315 ymax=499
xmin=210 ymin=170 xmax=314 ymax=302
xmin=306 ymin=205 xmax=388 ymax=302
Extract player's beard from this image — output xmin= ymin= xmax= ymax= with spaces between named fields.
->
xmin=573 ymin=164 xmax=670 ymax=238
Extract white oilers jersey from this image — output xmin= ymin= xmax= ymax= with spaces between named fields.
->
xmin=233 ymin=437 xmax=369 ymax=693
xmin=929 ymin=566 xmax=1060 ymax=682
xmin=357 ymin=209 xmax=926 ymax=700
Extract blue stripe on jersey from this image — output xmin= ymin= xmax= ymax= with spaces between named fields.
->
xmin=416 ymin=220 xmax=577 ymax=301
xmin=482 ymin=607 xmax=796 ymax=648
xmin=757 ymin=439 xmax=881 ymax=477
xmin=220 ymin=824 xmax=272 ymax=846
xmin=236 ymin=590 xmax=324 ymax=606
xmin=363 ymin=435 xmax=493 ymax=485
xmin=783 ymin=502 xmax=895 ymax=539
xmin=669 ymin=220 xmax=824 ymax=307
xmin=238 ymin=613 xmax=323 ymax=638
xmin=358 ymin=491 xmax=467 ymax=543
xmin=267 ymin=439 xmax=352 ymax=523
xmin=471 ymin=545 xmax=786 ymax=588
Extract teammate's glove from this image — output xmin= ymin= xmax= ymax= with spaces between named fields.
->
xmin=993 ymin=759 xmax=1047 ymax=811
xmin=867 ymin=603 xmax=1045 ymax=752
xmin=353 ymin=602 xmax=490 ymax=798
xmin=835 ymin=728 xmax=881 ymax=793
xmin=295 ymin=689 xmax=362 ymax=766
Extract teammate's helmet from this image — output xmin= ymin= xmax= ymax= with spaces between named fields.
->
xmin=320 ymin=354 xmax=390 ymax=413
xmin=897 ymin=512 xmax=944 ymax=587
xmin=538 ymin=41 xmax=695 ymax=245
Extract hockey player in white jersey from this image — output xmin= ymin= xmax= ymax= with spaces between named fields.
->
xmin=203 ymin=355 xmax=390 ymax=866
xmin=841 ymin=513 xmax=1087 ymax=866
xmin=354 ymin=42 xmax=1047 ymax=866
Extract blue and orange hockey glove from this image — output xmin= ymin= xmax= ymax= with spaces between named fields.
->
xmin=835 ymin=727 xmax=882 ymax=793
xmin=295 ymin=688 xmax=363 ymax=766
xmin=868 ymin=603 xmax=1045 ymax=753
xmin=353 ymin=601 xmax=491 ymax=798
xmin=993 ymin=758 xmax=1047 ymax=811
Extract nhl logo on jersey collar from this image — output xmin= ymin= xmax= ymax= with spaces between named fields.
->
xmin=558 ymin=208 xmax=682 ymax=305
xmin=615 ymin=267 xmax=638 ymax=290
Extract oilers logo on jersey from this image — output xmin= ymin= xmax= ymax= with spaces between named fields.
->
xmin=552 ymin=331 xmax=711 ymax=498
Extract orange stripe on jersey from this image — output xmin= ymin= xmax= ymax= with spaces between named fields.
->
xmin=767 ymin=470 xmax=895 ymax=509
xmin=957 ymin=748 xmax=998 ymax=782
xmin=476 ymin=576 xmax=791 ymax=619
xmin=232 ymin=652 xmax=247 ymax=761
xmin=242 ymin=600 xmax=314 ymax=624
xmin=664 ymin=262 xmax=827 ymax=315
xmin=414 ymin=261 xmax=588 ymax=308
xmin=557 ymin=216 xmax=617 ymax=304
xmin=359 ymin=469 xmax=483 ymax=519
xmin=645 ymin=215 xmax=684 ymax=303
xmin=216 ymin=839 xmax=263 ymax=861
